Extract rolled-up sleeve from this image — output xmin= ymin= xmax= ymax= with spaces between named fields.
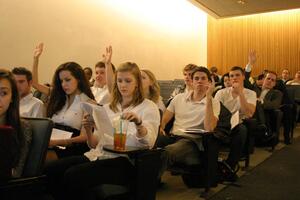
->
xmin=136 ymin=103 xmax=160 ymax=148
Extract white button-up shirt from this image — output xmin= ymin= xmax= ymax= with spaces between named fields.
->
xmin=215 ymin=87 xmax=257 ymax=122
xmin=51 ymin=93 xmax=90 ymax=130
xmin=20 ymin=93 xmax=44 ymax=118
xmin=91 ymin=85 xmax=110 ymax=105
xmin=167 ymin=91 xmax=220 ymax=135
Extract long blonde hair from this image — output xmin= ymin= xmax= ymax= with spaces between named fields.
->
xmin=141 ymin=69 xmax=160 ymax=103
xmin=110 ymin=62 xmax=144 ymax=112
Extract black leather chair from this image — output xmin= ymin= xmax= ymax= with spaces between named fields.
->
xmin=0 ymin=117 xmax=53 ymax=200
xmin=90 ymin=148 xmax=164 ymax=200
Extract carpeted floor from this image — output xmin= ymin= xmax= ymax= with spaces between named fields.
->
xmin=209 ymin=137 xmax=300 ymax=200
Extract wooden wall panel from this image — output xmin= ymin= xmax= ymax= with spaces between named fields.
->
xmin=208 ymin=10 xmax=300 ymax=78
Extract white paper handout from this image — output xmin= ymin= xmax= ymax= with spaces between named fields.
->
xmin=50 ymin=128 xmax=73 ymax=140
xmin=230 ymin=111 xmax=239 ymax=130
xmin=81 ymin=102 xmax=114 ymax=135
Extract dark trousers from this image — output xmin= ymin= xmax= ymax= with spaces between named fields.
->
xmin=44 ymin=156 xmax=134 ymax=200
xmin=225 ymin=123 xmax=247 ymax=169
xmin=157 ymin=134 xmax=219 ymax=188
xmin=281 ymin=105 xmax=293 ymax=142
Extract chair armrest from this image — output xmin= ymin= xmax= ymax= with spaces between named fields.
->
xmin=0 ymin=175 xmax=47 ymax=191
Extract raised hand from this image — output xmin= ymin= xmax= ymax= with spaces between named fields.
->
xmin=232 ymin=82 xmax=242 ymax=96
xmin=248 ymin=50 xmax=257 ymax=65
xmin=82 ymin=114 xmax=95 ymax=135
xmin=33 ymin=43 xmax=44 ymax=59
xmin=206 ymin=76 xmax=215 ymax=98
xmin=102 ymin=45 xmax=112 ymax=65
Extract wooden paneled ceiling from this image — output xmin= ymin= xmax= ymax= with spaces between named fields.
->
xmin=192 ymin=0 xmax=300 ymax=18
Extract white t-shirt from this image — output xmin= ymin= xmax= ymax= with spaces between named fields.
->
xmin=91 ymin=85 xmax=110 ymax=105
xmin=84 ymin=99 xmax=160 ymax=161
xmin=214 ymin=87 xmax=257 ymax=122
xmin=167 ymin=92 xmax=220 ymax=135
xmin=51 ymin=93 xmax=90 ymax=130
xmin=20 ymin=93 xmax=44 ymax=118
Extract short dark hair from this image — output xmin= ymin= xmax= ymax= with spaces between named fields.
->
xmin=191 ymin=66 xmax=212 ymax=82
xmin=95 ymin=61 xmax=116 ymax=73
xmin=83 ymin=67 xmax=93 ymax=75
xmin=230 ymin=66 xmax=244 ymax=75
xmin=266 ymin=70 xmax=277 ymax=78
xmin=210 ymin=66 xmax=218 ymax=73
xmin=12 ymin=67 xmax=32 ymax=81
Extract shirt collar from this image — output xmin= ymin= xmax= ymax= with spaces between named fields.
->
xmin=21 ymin=93 xmax=33 ymax=103
xmin=185 ymin=91 xmax=206 ymax=104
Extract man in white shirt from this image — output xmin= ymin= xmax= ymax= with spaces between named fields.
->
xmin=90 ymin=61 xmax=114 ymax=105
xmin=215 ymin=66 xmax=257 ymax=171
xmin=159 ymin=67 xmax=220 ymax=187
xmin=169 ymin=64 xmax=198 ymax=100
xmin=12 ymin=67 xmax=44 ymax=118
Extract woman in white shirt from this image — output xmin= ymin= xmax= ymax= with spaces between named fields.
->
xmin=141 ymin=69 xmax=166 ymax=113
xmin=44 ymin=61 xmax=160 ymax=200
xmin=32 ymin=43 xmax=95 ymax=158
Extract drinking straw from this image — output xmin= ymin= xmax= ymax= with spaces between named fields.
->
xmin=120 ymin=118 xmax=123 ymax=135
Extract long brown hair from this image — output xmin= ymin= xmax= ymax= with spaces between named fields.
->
xmin=47 ymin=62 xmax=95 ymax=117
xmin=110 ymin=62 xmax=144 ymax=112
xmin=0 ymin=69 xmax=22 ymax=166
xmin=141 ymin=69 xmax=160 ymax=103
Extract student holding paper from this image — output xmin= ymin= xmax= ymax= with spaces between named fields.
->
xmin=0 ymin=69 xmax=32 ymax=179
xmin=44 ymin=61 xmax=160 ymax=200
xmin=32 ymin=43 xmax=95 ymax=158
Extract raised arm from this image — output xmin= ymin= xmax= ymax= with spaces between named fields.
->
xmin=32 ymin=43 xmax=51 ymax=95
xmin=102 ymin=46 xmax=114 ymax=93
xmin=245 ymin=50 xmax=257 ymax=79
xmin=233 ymin=83 xmax=256 ymax=118
xmin=204 ymin=78 xmax=218 ymax=132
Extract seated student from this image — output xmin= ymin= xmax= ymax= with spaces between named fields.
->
xmin=286 ymin=71 xmax=300 ymax=85
xmin=32 ymin=43 xmax=95 ymax=158
xmin=256 ymin=72 xmax=283 ymax=110
xmin=12 ymin=67 xmax=44 ymax=118
xmin=214 ymin=66 xmax=257 ymax=171
xmin=83 ymin=67 xmax=95 ymax=87
xmin=158 ymin=67 xmax=219 ymax=179
xmin=0 ymin=69 xmax=32 ymax=179
xmin=281 ymin=69 xmax=290 ymax=83
xmin=141 ymin=69 xmax=166 ymax=112
xmin=44 ymin=62 xmax=160 ymax=200
xmin=90 ymin=61 xmax=113 ymax=105
xmin=274 ymin=80 xmax=295 ymax=145
xmin=210 ymin=66 xmax=221 ymax=83
xmin=169 ymin=63 xmax=198 ymax=99
xmin=254 ymin=72 xmax=283 ymax=143
xmin=214 ymin=72 xmax=231 ymax=96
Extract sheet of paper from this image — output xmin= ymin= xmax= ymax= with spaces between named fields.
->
xmin=50 ymin=128 xmax=73 ymax=140
xmin=81 ymin=102 xmax=114 ymax=146
xmin=230 ymin=111 xmax=239 ymax=130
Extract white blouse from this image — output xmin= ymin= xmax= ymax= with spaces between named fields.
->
xmin=51 ymin=93 xmax=90 ymax=130
xmin=84 ymin=99 xmax=160 ymax=161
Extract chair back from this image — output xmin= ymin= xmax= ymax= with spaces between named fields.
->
xmin=133 ymin=148 xmax=164 ymax=200
xmin=22 ymin=117 xmax=53 ymax=177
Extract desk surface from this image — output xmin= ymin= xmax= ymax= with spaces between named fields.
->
xmin=103 ymin=145 xmax=149 ymax=154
